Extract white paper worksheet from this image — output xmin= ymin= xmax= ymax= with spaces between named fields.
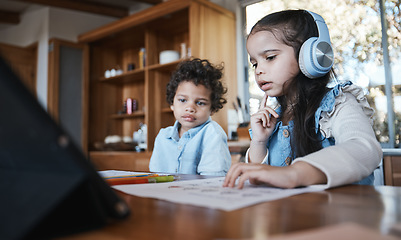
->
xmin=112 ymin=175 xmax=328 ymax=211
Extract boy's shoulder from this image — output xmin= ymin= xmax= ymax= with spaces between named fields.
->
xmin=201 ymin=120 xmax=226 ymax=135
xmin=157 ymin=124 xmax=176 ymax=137
xmin=206 ymin=119 xmax=224 ymax=129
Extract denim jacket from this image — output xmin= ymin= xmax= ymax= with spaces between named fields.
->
xmin=250 ymin=82 xmax=375 ymax=185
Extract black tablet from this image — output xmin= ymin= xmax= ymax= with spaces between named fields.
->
xmin=0 ymin=56 xmax=130 ymax=240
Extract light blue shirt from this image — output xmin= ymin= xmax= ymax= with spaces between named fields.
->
xmin=149 ymin=117 xmax=231 ymax=176
xmin=251 ymin=82 xmax=374 ymax=185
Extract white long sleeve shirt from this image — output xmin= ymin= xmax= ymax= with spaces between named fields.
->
xmin=294 ymin=83 xmax=382 ymax=187
xmin=247 ymin=83 xmax=382 ymax=188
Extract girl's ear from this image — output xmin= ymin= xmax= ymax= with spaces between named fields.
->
xmin=170 ymin=105 xmax=174 ymax=111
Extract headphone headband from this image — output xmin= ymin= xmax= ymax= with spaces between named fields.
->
xmin=306 ymin=11 xmax=331 ymax=43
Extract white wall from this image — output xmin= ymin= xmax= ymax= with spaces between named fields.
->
xmin=0 ymin=6 xmax=47 ymax=46
xmin=0 ymin=6 xmax=49 ymax=107
xmin=48 ymin=8 xmax=117 ymax=43
xmin=211 ymin=0 xmax=237 ymax=12
xmin=0 ymin=6 xmax=117 ymax=108
xmin=36 ymin=12 xmax=49 ymax=108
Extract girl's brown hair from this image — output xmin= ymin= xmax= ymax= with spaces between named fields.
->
xmin=250 ymin=10 xmax=335 ymax=159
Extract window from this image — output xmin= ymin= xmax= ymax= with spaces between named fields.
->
xmin=240 ymin=0 xmax=400 ymax=148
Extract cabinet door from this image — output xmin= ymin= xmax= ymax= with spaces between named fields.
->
xmin=0 ymin=42 xmax=37 ymax=96
xmin=189 ymin=1 xmax=237 ymax=133
xmin=48 ymin=39 xmax=89 ymax=153
xmin=384 ymin=156 xmax=401 ymax=186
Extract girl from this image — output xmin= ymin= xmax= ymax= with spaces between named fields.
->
xmin=223 ymin=9 xmax=382 ymax=189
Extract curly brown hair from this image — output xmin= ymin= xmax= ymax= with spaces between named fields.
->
xmin=166 ymin=58 xmax=227 ymax=113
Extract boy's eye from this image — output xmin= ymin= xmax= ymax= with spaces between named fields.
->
xmin=178 ymin=98 xmax=186 ymax=103
xmin=266 ymin=55 xmax=276 ymax=61
xmin=196 ymin=101 xmax=206 ymax=106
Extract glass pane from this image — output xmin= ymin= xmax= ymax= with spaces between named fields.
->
xmin=245 ymin=0 xmax=400 ymax=147
xmin=385 ymin=0 xmax=401 ymax=147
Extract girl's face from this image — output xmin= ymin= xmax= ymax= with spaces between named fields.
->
xmin=170 ymin=81 xmax=212 ymax=136
xmin=246 ymin=30 xmax=300 ymax=97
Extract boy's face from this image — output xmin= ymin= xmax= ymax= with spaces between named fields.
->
xmin=170 ymin=81 xmax=213 ymax=135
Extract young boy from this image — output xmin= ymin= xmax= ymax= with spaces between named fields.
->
xmin=149 ymin=58 xmax=231 ymax=176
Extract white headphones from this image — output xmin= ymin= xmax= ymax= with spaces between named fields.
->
xmin=299 ymin=11 xmax=334 ymax=79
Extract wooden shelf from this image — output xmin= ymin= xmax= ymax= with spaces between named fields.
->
xmin=147 ymin=60 xmax=181 ymax=72
xmin=78 ymin=0 xmax=192 ymax=43
xmin=80 ymin=0 xmax=237 ymax=170
xmin=110 ymin=111 xmax=145 ymax=119
xmin=99 ymin=68 xmax=145 ymax=84
xmin=99 ymin=61 xmax=181 ymax=84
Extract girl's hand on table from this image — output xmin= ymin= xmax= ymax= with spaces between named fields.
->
xmin=223 ymin=162 xmax=298 ymax=189
xmin=223 ymin=161 xmax=327 ymax=189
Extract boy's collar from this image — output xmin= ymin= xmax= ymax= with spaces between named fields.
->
xmin=169 ymin=117 xmax=212 ymax=140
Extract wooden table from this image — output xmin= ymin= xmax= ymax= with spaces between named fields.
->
xmin=59 ymin=175 xmax=401 ymax=240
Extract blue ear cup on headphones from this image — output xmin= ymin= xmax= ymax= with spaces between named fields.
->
xmin=299 ymin=11 xmax=334 ymax=79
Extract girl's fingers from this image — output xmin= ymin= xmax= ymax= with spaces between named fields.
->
xmin=264 ymin=107 xmax=279 ymax=119
xmin=223 ymin=163 xmax=264 ymax=188
xmin=258 ymin=111 xmax=268 ymax=128
xmin=235 ymin=173 xmax=249 ymax=189
xmin=230 ymin=168 xmax=267 ymax=189
xmin=257 ymin=93 xmax=279 ymax=119
xmin=223 ymin=163 xmax=243 ymax=187
xmin=223 ymin=163 xmax=245 ymax=187
xmin=257 ymin=105 xmax=279 ymax=118
xmin=259 ymin=92 xmax=269 ymax=110
xmin=253 ymin=107 xmax=279 ymax=127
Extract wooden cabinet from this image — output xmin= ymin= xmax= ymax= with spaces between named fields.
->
xmin=90 ymin=151 xmax=152 ymax=172
xmin=78 ymin=0 xmax=236 ymax=170
xmin=0 ymin=42 xmax=37 ymax=96
xmin=383 ymin=155 xmax=401 ymax=186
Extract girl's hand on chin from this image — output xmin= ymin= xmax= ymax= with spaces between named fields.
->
xmin=250 ymin=93 xmax=279 ymax=142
